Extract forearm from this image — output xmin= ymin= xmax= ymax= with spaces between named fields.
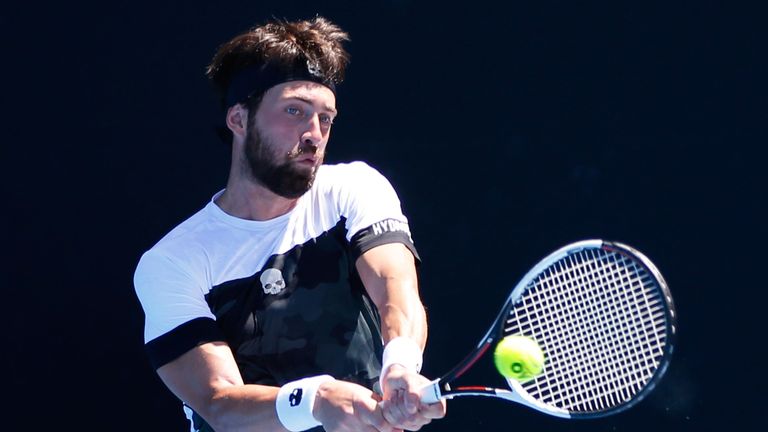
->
xmin=202 ymin=384 xmax=283 ymax=432
xmin=377 ymin=275 xmax=427 ymax=349
xmin=157 ymin=343 xmax=290 ymax=432
xmin=355 ymin=243 xmax=447 ymax=428
xmin=355 ymin=242 xmax=427 ymax=348
xmin=162 ymin=355 xmax=387 ymax=432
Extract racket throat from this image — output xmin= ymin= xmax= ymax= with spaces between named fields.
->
xmin=420 ymin=380 xmax=501 ymax=402
xmin=419 ymin=379 xmax=476 ymax=403
xmin=448 ymin=387 xmax=572 ymax=419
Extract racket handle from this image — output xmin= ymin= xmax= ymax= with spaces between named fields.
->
xmin=420 ymin=379 xmax=443 ymax=404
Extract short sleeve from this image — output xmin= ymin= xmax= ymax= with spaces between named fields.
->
xmin=329 ymin=162 xmax=419 ymax=261
xmin=134 ymin=249 xmax=224 ymax=369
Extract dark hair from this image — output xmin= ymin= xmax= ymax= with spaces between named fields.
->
xmin=206 ymin=16 xmax=350 ymax=111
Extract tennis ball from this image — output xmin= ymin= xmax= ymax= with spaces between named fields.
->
xmin=494 ymin=335 xmax=545 ymax=381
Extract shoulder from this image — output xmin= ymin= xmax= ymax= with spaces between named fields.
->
xmin=134 ymin=205 xmax=215 ymax=283
xmin=316 ymin=161 xmax=385 ymax=182
xmin=149 ymin=207 xmax=211 ymax=257
xmin=315 ymin=161 xmax=396 ymax=194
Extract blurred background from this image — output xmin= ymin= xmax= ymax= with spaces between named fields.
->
xmin=4 ymin=0 xmax=764 ymax=430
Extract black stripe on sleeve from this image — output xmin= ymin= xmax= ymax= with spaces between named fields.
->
xmin=350 ymin=219 xmax=421 ymax=263
xmin=145 ymin=317 xmax=226 ymax=370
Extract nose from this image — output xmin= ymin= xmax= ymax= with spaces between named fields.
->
xmin=300 ymin=113 xmax=324 ymax=147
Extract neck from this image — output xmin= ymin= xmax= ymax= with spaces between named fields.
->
xmin=215 ymin=168 xmax=299 ymax=221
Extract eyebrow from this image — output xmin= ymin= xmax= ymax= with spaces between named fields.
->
xmin=287 ymin=95 xmax=337 ymax=115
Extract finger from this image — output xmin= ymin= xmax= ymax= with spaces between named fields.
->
xmin=394 ymin=397 xmax=431 ymax=431
xmin=419 ymin=400 xmax=447 ymax=419
xmin=380 ymin=399 xmax=399 ymax=427
xmin=384 ymin=392 xmax=428 ymax=431
xmin=379 ymin=410 xmax=405 ymax=432
xmin=403 ymin=387 xmax=420 ymax=415
xmin=396 ymin=389 xmax=412 ymax=420
xmin=382 ymin=390 xmax=409 ymax=427
xmin=382 ymin=375 xmax=408 ymax=398
xmin=396 ymin=374 xmax=425 ymax=415
xmin=366 ymin=400 xmax=402 ymax=432
xmin=403 ymin=409 xmax=430 ymax=431
xmin=383 ymin=371 xmax=439 ymax=428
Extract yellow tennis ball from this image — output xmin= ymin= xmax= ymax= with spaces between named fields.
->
xmin=494 ymin=335 xmax=545 ymax=381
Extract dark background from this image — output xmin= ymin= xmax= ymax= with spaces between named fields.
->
xmin=4 ymin=0 xmax=765 ymax=430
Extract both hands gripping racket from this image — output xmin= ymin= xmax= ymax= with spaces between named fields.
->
xmin=421 ymin=240 xmax=676 ymax=419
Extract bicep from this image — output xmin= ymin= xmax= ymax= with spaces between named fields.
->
xmin=355 ymin=243 xmax=418 ymax=307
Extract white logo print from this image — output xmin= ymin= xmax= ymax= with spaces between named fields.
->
xmin=260 ymin=268 xmax=286 ymax=295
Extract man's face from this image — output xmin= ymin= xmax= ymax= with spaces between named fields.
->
xmin=243 ymin=81 xmax=337 ymax=199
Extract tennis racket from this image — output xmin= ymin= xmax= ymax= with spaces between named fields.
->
xmin=421 ymin=239 xmax=676 ymax=419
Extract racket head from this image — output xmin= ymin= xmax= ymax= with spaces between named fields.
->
xmin=497 ymin=240 xmax=676 ymax=418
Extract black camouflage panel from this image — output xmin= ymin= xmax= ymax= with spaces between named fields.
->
xmin=192 ymin=220 xmax=386 ymax=431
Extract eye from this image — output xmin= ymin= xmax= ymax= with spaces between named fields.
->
xmin=286 ymin=106 xmax=302 ymax=116
xmin=319 ymin=114 xmax=334 ymax=125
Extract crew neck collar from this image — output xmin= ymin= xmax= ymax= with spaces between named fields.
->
xmin=205 ymin=189 xmax=296 ymax=231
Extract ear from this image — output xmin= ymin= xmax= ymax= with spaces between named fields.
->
xmin=225 ymin=104 xmax=248 ymax=138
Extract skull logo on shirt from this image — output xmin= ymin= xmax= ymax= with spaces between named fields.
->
xmin=260 ymin=268 xmax=286 ymax=295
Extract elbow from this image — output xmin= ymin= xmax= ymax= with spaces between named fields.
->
xmin=193 ymin=391 xmax=238 ymax=432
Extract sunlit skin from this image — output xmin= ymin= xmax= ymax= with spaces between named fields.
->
xmin=157 ymin=80 xmax=444 ymax=432
xmin=215 ymin=80 xmax=337 ymax=220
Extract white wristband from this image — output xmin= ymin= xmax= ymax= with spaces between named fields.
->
xmin=380 ymin=336 xmax=423 ymax=389
xmin=276 ymin=375 xmax=335 ymax=432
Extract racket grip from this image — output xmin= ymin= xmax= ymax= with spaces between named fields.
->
xmin=420 ymin=378 xmax=442 ymax=404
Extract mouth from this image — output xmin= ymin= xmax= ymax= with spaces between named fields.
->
xmin=294 ymin=156 xmax=319 ymax=169
xmin=289 ymin=146 xmax=324 ymax=169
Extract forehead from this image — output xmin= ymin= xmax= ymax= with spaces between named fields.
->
xmin=264 ymin=81 xmax=337 ymax=110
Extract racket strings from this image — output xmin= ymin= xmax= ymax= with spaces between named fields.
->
xmin=568 ymin=252 xmax=662 ymax=408
xmin=518 ymin=253 xmax=636 ymax=410
xmin=504 ymin=248 xmax=669 ymax=413
xmin=550 ymin=251 xmax=665 ymax=408
xmin=552 ymin=251 xmax=665 ymax=409
xmin=533 ymin=254 xmax=626 ymax=409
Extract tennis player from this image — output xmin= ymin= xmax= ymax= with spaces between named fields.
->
xmin=134 ymin=16 xmax=445 ymax=431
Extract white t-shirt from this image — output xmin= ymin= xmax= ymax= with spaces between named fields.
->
xmin=134 ymin=161 xmax=417 ymax=388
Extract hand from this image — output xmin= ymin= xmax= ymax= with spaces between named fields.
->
xmin=313 ymin=379 xmax=403 ymax=432
xmin=379 ymin=364 xmax=447 ymax=431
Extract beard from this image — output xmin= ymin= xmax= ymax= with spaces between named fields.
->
xmin=243 ymin=125 xmax=323 ymax=199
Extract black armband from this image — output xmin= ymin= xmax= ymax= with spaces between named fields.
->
xmin=145 ymin=317 xmax=226 ymax=370
xmin=350 ymin=218 xmax=420 ymax=263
